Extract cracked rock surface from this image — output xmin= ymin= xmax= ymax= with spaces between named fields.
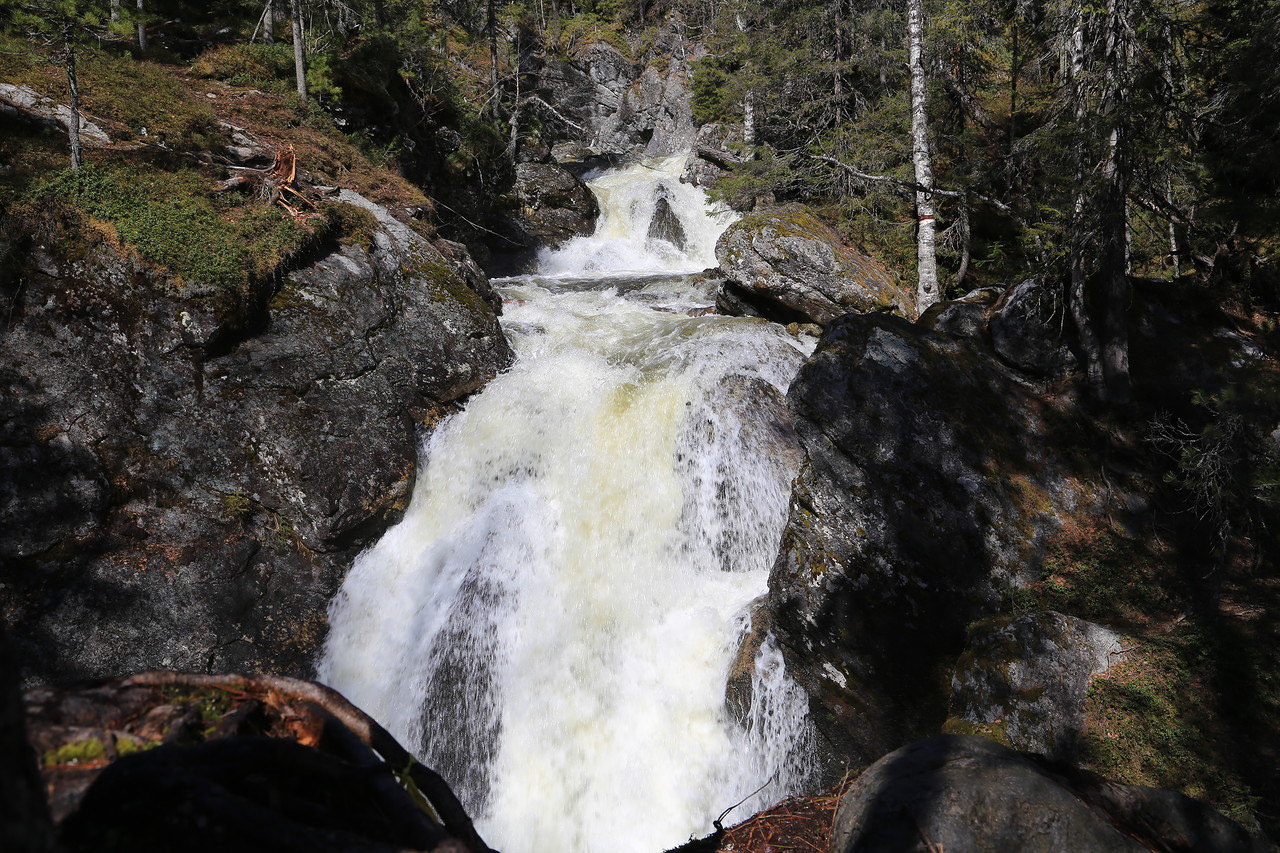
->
xmin=0 ymin=194 xmax=512 ymax=683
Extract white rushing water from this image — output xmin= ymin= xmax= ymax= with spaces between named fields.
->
xmin=319 ymin=153 xmax=817 ymax=853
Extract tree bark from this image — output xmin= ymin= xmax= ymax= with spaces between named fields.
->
xmin=64 ymin=34 xmax=83 ymax=172
xmin=908 ymin=0 xmax=939 ymax=314
xmin=135 ymin=0 xmax=147 ymax=52
xmin=291 ymin=0 xmax=307 ymax=100
xmin=488 ymin=0 xmax=500 ymax=121
xmin=1097 ymin=0 xmax=1131 ymax=403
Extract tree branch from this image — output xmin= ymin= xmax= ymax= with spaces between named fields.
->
xmin=812 ymin=155 xmax=1026 ymax=226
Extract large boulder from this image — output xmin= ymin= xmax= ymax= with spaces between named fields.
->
xmin=501 ymin=161 xmax=600 ymax=248
xmin=715 ymin=205 xmax=913 ymax=326
xmin=946 ymin=611 xmax=1125 ymax=762
xmin=831 ymin=735 xmax=1266 ymax=853
xmin=988 ymin=277 xmax=1078 ymax=377
xmin=0 ymin=192 xmax=512 ymax=683
xmin=766 ymin=313 xmax=1115 ymax=765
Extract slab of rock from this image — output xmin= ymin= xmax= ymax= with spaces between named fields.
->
xmin=946 ymin=611 xmax=1125 ymax=762
xmin=0 ymin=84 xmax=112 ymax=146
xmin=0 ymin=192 xmax=511 ymax=683
xmin=715 ymin=204 xmax=912 ymax=326
xmin=766 ymin=313 xmax=1109 ymax=765
xmin=831 ymin=735 xmax=1266 ymax=853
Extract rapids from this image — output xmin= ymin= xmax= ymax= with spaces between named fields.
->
xmin=319 ymin=154 xmax=817 ymax=853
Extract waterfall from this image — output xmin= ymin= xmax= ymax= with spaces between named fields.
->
xmin=318 ymin=153 xmax=817 ymax=853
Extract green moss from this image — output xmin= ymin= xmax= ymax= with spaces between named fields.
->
xmin=44 ymin=737 xmax=106 ymax=765
xmin=20 ymin=164 xmax=312 ymax=295
xmin=190 ymin=43 xmax=295 ymax=90
xmin=1081 ymin=635 xmax=1262 ymax=831
xmin=1012 ymin=518 xmax=1181 ymax=626
xmin=116 ymin=737 xmax=158 ymax=757
xmin=324 ymin=201 xmax=380 ymax=251
xmin=942 ymin=716 xmax=1013 ymax=747
xmin=220 ymin=490 xmax=256 ymax=522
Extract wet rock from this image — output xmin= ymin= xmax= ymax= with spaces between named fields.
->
xmin=946 ymin=612 xmax=1125 ymax=762
xmin=766 ymin=313 xmax=1108 ymax=765
xmin=989 ymin=277 xmax=1078 ymax=377
xmin=831 ymin=735 xmax=1266 ymax=853
xmin=715 ymin=204 xmax=913 ymax=326
xmin=500 ymin=161 xmax=600 ymax=248
xmin=647 ymin=191 xmax=687 ymax=251
xmin=0 ymin=192 xmax=512 ymax=683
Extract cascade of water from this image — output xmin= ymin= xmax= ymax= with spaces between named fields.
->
xmin=535 ymin=153 xmax=735 ymax=277
xmin=319 ymin=155 xmax=817 ymax=853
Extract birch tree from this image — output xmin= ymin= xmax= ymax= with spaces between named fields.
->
xmin=291 ymin=0 xmax=307 ymax=99
xmin=907 ymin=0 xmax=939 ymax=313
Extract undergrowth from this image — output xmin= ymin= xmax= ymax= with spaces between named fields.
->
xmin=19 ymin=163 xmax=312 ymax=293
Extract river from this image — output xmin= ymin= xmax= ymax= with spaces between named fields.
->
xmin=318 ymin=153 xmax=817 ymax=853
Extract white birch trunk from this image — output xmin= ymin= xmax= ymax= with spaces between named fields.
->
xmin=291 ymin=0 xmax=307 ymax=100
xmin=136 ymin=0 xmax=147 ymax=52
xmin=907 ymin=0 xmax=939 ymax=314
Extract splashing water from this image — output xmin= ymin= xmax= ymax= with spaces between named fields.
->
xmin=319 ymin=154 xmax=817 ymax=853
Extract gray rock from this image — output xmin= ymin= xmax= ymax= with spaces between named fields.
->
xmin=918 ymin=285 xmax=1003 ymax=339
xmin=531 ymin=18 xmax=697 ymax=156
xmin=831 ymin=735 xmax=1266 ymax=853
xmin=715 ymin=204 xmax=913 ymax=326
xmin=502 ymin=161 xmax=600 ymax=248
xmin=0 ymin=83 xmax=112 ymax=146
xmin=947 ymin=611 xmax=1125 ymax=761
xmin=646 ymin=191 xmax=687 ymax=251
xmin=0 ymin=193 xmax=512 ymax=683
xmin=989 ymin=277 xmax=1078 ymax=377
xmin=766 ymin=314 xmax=1111 ymax=766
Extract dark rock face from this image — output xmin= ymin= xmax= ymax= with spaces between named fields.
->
xmin=647 ymin=191 xmax=687 ymax=251
xmin=918 ymin=285 xmax=1002 ymax=339
xmin=766 ymin=313 xmax=1109 ymax=764
xmin=531 ymin=22 xmax=696 ymax=157
xmin=502 ymin=161 xmax=600 ymax=248
xmin=946 ymin=611 xmax=1124 ymax=762
xmin=0 ymin=192 xmax=512 ymax=683
xmin=831 ymin=735 xmax=1266 ymax=853
xmin=715 ymin=205 xmax=913 ymax=326
xmin=988 ymin=277 xmax=1078 ymax=377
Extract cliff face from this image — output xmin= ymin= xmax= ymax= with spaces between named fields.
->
xmin=0 ymin=192 xmax=512 ymax=683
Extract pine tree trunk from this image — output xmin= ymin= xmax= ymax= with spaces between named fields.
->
xmin=1097 ymin=0 xmax=1131 ymax=403
xmin=264 ymin=0 xmax=275 ymax=43
xmin=488 ymin=0 xmax=500 ymax=121
xmin=908 ymin=0 xmax=939 ymax=314
xmin=65 ymin=35 xmax=83 ymax=172
xmin=1065 ymin=10 xmax=1106 ymax=399
xmin=291 ymin=0 xmax=307 ymax=100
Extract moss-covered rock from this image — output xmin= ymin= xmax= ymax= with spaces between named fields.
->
xmin=946 ymin=611 xmax=1125 ymax=762
xmin=831 ymin=735 xmax=1267 ymax=853
xmin=0 ymin=189 xmax=512 ymax=683
xmin=714 ymin=203 xmax=913 ymax=326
